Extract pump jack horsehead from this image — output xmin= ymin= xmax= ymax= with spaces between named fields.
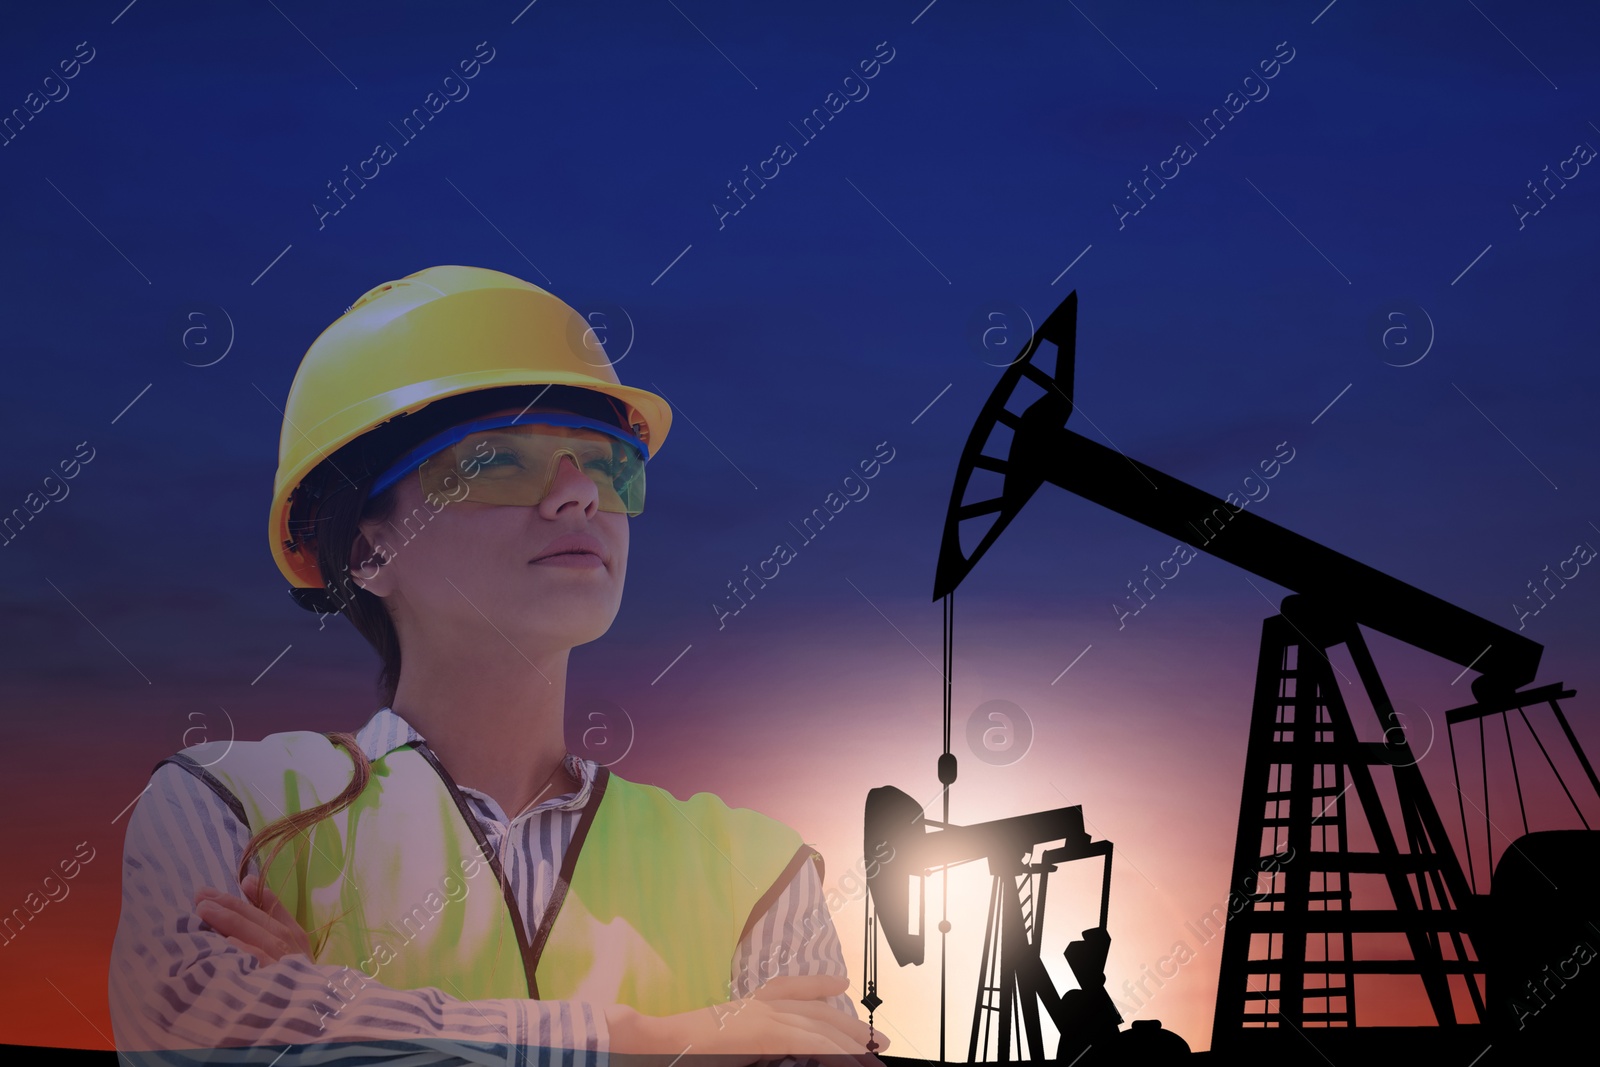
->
xmin=860 ymin=291 xmax=1600 ymax=1065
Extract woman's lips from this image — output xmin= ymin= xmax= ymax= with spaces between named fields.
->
xmin=531 ymin=551 xmax=604 ymax=568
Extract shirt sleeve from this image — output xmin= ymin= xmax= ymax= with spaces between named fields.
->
xmin=730 ymin=850 xmax=881 ymax=1067
xmin=109 ymin=760 xmax=610 ymax=1067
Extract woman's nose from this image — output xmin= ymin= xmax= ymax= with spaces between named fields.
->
xmin=540 ymin=452 xmax=599 ymax=511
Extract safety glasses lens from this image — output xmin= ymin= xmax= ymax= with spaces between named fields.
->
xmin=415 ymin=427 xmax=644 ymax=514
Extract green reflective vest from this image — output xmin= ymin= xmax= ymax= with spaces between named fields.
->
xmin=165 ymin=731 xmax=817 ymax=1015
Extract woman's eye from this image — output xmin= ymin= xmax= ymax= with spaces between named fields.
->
xmin=475 ymin=450 xmax=522 ymax=472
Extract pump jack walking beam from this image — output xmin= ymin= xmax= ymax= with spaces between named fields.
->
xmin=932 ymin=291 xmax=1542 ymax=703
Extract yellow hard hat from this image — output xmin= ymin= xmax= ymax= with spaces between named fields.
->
xmin=269 ymin=264 xmax=672 ymax=590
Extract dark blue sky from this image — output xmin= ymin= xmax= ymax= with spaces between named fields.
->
xmin=2 ymin=0 xmax=1597 ymax=1050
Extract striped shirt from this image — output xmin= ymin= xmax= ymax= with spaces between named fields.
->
xmin=109 ymin=706 xmax=859 ymax=1066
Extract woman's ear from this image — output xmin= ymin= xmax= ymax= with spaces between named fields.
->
xmin=348 ymin=526 xmax=398 ymax=595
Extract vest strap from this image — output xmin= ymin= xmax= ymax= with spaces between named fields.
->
xmin=408 ymin=740 xmax=542 ymax=998
xmin=525 ymin=763 xmax=611 ymax=998
xmin=155 ymin=751 xmax=250 ymax=827
xmin=738 ymin=842 xmax=823 ymax=950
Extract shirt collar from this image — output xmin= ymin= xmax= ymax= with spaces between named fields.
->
xmin=353 ymin=705 xmax=598 ymax=813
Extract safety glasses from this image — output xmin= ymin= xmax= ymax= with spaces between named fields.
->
xmin=370 ymin=412 xmax=648 ymax=515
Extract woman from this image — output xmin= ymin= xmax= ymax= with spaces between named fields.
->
xmin=108 ymin=265 xmax=888 ymax=1067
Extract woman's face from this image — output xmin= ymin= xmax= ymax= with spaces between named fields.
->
xmin=350 ymin=406 xmax=630 ymax=659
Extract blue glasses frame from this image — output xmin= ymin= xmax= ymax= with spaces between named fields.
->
xmin=370 ymin=411 xmax=649 ymax=498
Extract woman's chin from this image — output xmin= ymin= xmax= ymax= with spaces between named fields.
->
xmin=503 ymin=608 xmax=619 ymax=649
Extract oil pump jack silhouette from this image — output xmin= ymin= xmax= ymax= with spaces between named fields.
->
xmin=861 ymin=292 xmax=1600 ymax=1065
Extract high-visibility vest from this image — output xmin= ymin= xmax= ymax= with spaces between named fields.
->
xmin=163 ymin=731 xmax=817 ymax=1014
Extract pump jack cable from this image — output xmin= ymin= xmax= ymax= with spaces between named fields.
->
xmin=939 ymin=590 xmax=953 ymax=1064
xmin=1502 ymin=709 xmax=1529 ymax=836
xmin=1448 ymin=722 xmax=1477 ymax=895
xmin=1518 ymin=704 xmax=1592 ymax=829
xmin=944 ymin=590 xmax=953 ymax=759
xmin=863 ymin=895 xmax=880 ymax=1052
xmin=1479 ymin=717 xmax=1491 ymax=868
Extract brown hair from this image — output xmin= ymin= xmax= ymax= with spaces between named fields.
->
xmin=238 ymin=434 xmax=397 ymax=917
xmin=235 ymin=731 xmax=369 ymax=945
xmin=237 ymin=386 xmax=627 ymax=923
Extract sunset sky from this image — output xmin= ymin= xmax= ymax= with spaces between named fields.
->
xmin=2 ymin=0 xmax=1598 ymax=1056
